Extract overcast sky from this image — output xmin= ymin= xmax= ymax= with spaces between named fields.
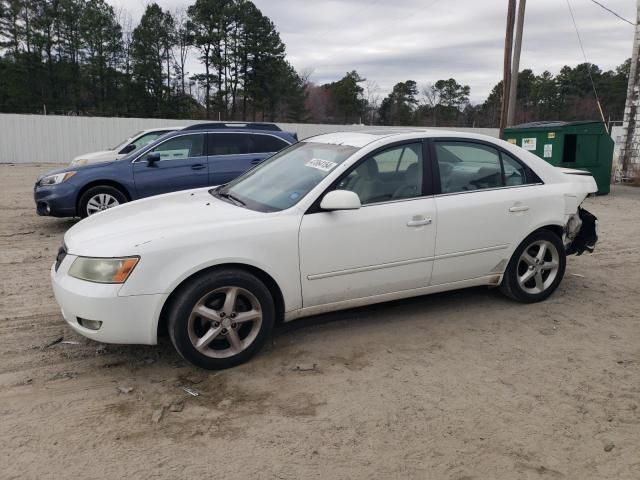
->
xmin=107 ymin=0 xmax=636 ymax=103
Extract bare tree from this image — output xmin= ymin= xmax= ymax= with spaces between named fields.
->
xmin=172 ymin=7 xmax=191 ymax=96
xmin=364 ymin=79 xmax=380 ymax=125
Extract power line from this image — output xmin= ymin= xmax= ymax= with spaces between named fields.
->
xmin=565 ymin=0 xmax=606 ymax=125
xmin=588 ymin=0 xmax=636 ymax=26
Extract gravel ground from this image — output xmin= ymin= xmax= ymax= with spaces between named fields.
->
xmin=1 ymin=163 xmax=639 ymax=479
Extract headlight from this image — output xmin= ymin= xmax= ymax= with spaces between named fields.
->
xmin=68 ymin=256 xmax=139 ymax=283
xmin=39 ymin=171 xmax=77 ymax=186
xmin=71 ymin=159 xmax=88 ymax=166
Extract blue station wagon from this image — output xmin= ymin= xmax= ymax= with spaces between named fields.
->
xmin=34 ymin=122 xmax=297 ymax=218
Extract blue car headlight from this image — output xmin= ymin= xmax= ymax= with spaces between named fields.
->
xmin=39 ymin=171 xmax=77 ymax=186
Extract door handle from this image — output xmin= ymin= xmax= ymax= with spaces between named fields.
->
xmin=191 ymin=164 xmax=206 ymax=170
xmin=250 ymin=158 xmax=263 ymax=165
xmin=407 ymin=217 xmax=432 ymax=227
xmin=509 ymin=205 xmax=530 ymax=213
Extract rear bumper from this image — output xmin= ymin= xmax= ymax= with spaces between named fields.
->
xmin=51 ymin=261 xmax=167 ymax=345
xmin=566 ymin=207 xmax=598 ymax=256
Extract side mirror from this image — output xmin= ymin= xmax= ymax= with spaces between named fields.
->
xmin=145 ymin=152 xmax=161 ymax=166
xmin=119 ymin=143 xmax=137 ymax=155
xmin=320 ymin=190 xmax=361 ymax=211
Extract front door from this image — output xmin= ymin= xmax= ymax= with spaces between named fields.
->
xmin=133 ymin=133 xmax=209 ymax=198
xmin=298 ymin=142 xmax=437 ymax=308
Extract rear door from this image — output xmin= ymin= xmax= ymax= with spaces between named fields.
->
xmin=207 ymin=133 xmax=291 ymax=185
xmin=132 ymin=133 xmax=209 ymax=198
xmin=430 ymin=139 xmax=548 ymax=285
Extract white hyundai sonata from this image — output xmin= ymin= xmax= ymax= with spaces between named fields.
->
xmin=51 ymin=129 xmax=598 ymax=369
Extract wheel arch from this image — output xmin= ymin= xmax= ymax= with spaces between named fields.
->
xmin=156 ymin=262 xmax=286 ymax=339
xmin=537 ymin=224 xmax=564 ymax=241
xmin=500 ymin=223 xmax=568 ymax=302
xmin=75 ymin=180 xmax=132 ymax=215
xmin=503 ymin=223 xmax=566 ymax=272
xmin=520 ymin=222 xmax=565 ymax=245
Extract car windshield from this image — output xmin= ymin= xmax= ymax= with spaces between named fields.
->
xmin=214 ymin=141 xmax=358 ymax=212
xmin=118 ymin=131 xmax=176 ymax=160
xmin=110 ymin=131 xmax=142 ymax=151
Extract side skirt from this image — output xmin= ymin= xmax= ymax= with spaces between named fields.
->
xmin=283 ymin=274 xmax=503 ymax=322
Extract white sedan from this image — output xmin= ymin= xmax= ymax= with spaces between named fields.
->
xmin=69 ymin=127 xmax=183 ymax=166
xmin=51 ymin=130 xmax=598 ymax=369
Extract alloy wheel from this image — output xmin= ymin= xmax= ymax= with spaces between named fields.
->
xmin=86 ymin=193 xmax=120 ymax=216
xmin=516 ymin=239 xmax=560 ymax=294
xmin=187 ymin=286 xmax=263 ymax=359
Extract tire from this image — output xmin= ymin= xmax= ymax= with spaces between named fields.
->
xmin=499 ymin=230 xmax=566 ymax=303
xmin=168 ymin=269 xmax=275 ymax=370
xmin=78 ymin=185 xmax=127 ymax=218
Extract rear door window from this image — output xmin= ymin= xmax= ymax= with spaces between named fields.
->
xmin=435 ymin=141 xmax=541 ymax=193
xmin=435 ymin=142 xmax=502 ymax=193
xmin=248 ymin=134 xmax=289 ymax=154
xmin=207 ymin=133 xmax=250 ymax=155
xmin=501 ymin=152 xmax=527 ymax=186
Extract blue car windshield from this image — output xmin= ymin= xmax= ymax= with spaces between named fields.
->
xmin=215 ymin=142 xmax=358 ymax=212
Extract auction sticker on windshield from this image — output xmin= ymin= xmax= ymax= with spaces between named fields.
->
xmin=305 ymin=158 xmax=338 ymax=172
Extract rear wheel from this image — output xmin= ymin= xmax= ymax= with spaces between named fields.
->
xmin=78 ymin=185 xmax=127 ymax=218
xmin=500 ymin=230 xmax=566 ymax=303
xmin=168 ymin=269 xmax=275 ymax=370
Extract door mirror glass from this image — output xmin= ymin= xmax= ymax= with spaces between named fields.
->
xmin=119 ymin=143 xmax=136 ymax=155
xmin=146 ymin=152 xmax=161 ymax=165
xmin=320 ymin=190 xmax=361 ymax=211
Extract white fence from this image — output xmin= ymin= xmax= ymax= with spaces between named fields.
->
xmin=0 ymin=113 xmax=499 ymax=164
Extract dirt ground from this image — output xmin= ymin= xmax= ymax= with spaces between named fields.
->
xmin=1 ymin=163 xmax=639 ymax=480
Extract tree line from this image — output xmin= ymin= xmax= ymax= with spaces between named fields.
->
xmin=306 ymin=61 xmax=630 ymax=127
xmin=0 ymin=0 xmax=305 ymax=120
xmin=0 ymin=0 xmax=630 ymax=126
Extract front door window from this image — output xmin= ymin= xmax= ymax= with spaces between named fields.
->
xmin=338 ymin=143 xmax=423 ymax=204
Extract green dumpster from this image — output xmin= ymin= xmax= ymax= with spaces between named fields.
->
xmin=503 ymin=120 xmax=613 ymax=194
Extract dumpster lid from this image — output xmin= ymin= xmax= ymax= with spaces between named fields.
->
xmin=507 ymin=120 xmax=602 ymax=129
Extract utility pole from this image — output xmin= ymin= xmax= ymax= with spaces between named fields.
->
xmin=619 ymin=1 xmax=640 ymax=180
xmin=499 ymin=0 xmax=517 ymax=138
xmin=507 ymin=0 xmax=526 ymax=127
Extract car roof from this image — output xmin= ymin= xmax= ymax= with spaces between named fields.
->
xmin=162 ymin=124 xmax=295 ymax=139
xmin=140 ymin=126 xmax=185 ymax=133
xmin=302 ymin=128 xmax=487 ymax=148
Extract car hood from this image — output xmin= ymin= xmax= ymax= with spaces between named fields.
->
xmin=71 ymin=150 xmax=121 ymax=166
xmin=64 ymin=188 xmax=266 ymax=257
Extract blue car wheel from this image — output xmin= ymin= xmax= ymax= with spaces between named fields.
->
xmin=78 ymin=185 xmax=128 ymax=218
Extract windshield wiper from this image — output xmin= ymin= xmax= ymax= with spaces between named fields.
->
xmin=216 ymin=191 xmax=246 ymax=207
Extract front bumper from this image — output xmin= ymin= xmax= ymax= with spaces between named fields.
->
xmin=50 ymin=258 xmax=167 ymax=345
xmin=34 ymin=182 xmax=77 ymax=217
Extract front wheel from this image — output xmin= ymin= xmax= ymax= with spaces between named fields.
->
xmin=500 ymin=230 xmax=566 ymax=303
xmin=168 ymin=269 xmax=275 ymax=370
xmin=78 ymin=185 xmax=127 ymax=218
